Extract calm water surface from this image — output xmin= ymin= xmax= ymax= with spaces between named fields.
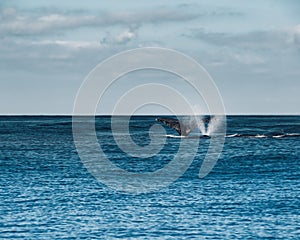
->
xmin=0 ymin=116 xmax=299 ymax=239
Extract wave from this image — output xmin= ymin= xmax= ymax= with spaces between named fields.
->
xmin=164 ymin=132 xmax=300 ymax=139
xmin=227 ymin=133 xmax=241 ymax=138
xmin=255 ymin=134 xmax=267 ymax=138
xmin=166 ymin=134 xmax=187 ymax=138
xmin=226 ymin=133 xmax=300 ymax=139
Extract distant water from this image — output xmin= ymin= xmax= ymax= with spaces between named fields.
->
xmin=0 ymin=116 xmax=299 ymax=239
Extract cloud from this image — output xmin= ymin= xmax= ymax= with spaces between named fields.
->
xmin=101 ymin=25 xmax=139 ymax=45
xmin=0 ymin=4 xmax=244 ymax=37
xmin=116 ymin=28 xmax=136 ymax=44
xmin=0 ymin=7 xmax=199 ymax=36
xmin=0 ymin=7 xmax=17 ymax=19
xmin=182 ymin=25 xmax=300 ymax=67
xmin=186 ymin=26 xmax=300 ymax=51
xmin=0 ymin=37 xmax=108 ymax=75
xmin=232 ymin=52 xmax=265 ymax=65
xmin=32 ymin=40 xmax=101 ymax=49
xmin=287 ymin=24 xmax=300 ymax=44
xmin=0 ymin=10 xmax=98 ymax=36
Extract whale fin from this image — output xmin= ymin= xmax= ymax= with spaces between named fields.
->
xmin=156 ymin=118 xmax=182 ymax=135
xmin=156 ymin=117 xmax=197 ymax=136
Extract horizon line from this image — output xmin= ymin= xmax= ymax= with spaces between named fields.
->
xmin=0 ymin=114 xmax=299 ymax=116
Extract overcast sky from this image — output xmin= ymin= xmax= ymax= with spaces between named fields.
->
xmin=0 ymin=0 xmax=299 ymax=114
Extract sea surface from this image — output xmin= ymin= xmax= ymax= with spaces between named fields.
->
xmin=0 ymin=116 xmax=299 ymax=239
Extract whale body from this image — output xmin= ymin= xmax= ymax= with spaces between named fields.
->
xmin=156 ymin=117 xmax=207 ymax=137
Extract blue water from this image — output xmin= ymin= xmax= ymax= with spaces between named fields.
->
xmin=0 ymin=116 xmax=299 ymax=239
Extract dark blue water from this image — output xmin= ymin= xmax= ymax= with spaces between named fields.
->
xmin=1 ymin=116 xmax=299 ymax=239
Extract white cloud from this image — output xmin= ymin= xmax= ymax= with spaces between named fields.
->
xmin=0 ymin=11 xmax=98 ymax=35
xmin=233 ymin=53 xmax=265 ymax=65
xmin=32 ymin=40 xmax=102 ymax=49
xmin=0 ymin=37 xmax=109 ymax=74
xmin=189 ymin=26 xmax=300 ymax=51
xmin=287 ymin=24 xmax=300 ymax=44
xmin=100 ymin=25 xmax=139 ymax=45
xmin=116 ymin=29 xmax=136 ymax=44
xmin=0 ymin=7 xmax=199 ymax=36
xmin=0 ymin=7 xmax=17 ymax=19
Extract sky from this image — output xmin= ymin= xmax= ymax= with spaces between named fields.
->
xmin=0 ymin=0 xmax=299 ymax=115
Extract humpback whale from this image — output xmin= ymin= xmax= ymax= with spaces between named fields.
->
xmin=156 ymin=117 xmax=201 ymax=137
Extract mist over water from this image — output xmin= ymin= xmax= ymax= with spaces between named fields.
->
xmin=194 ymin=116 xmax=206 ymax=135
xmin=187 ymin=115 xmax=224 ymax=136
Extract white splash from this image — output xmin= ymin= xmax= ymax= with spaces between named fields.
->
xmin=195 ymin=117 xmax=206 ymax=135
xmin=189 ymin=115 xmax=223 ymax=136
xmin=206 ymin=116 xmax=223 ymax=136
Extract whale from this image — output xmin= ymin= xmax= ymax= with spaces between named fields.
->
xmin=156 ymin=117 xmax=210 ymax=137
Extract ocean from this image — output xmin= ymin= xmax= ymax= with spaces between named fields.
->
xmin=0 ymin=116 xmax=299 ymax=239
